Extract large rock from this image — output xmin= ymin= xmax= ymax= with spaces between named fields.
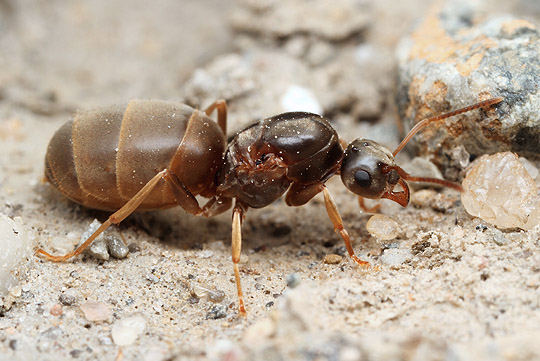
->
xmin=397 ymin=3 xmax=540 ymax=180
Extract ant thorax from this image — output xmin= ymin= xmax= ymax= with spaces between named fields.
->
xmin=215 ymin=112 xmax=343 ymax=208
xmin=216 ymin=140 xmax=291 ymax=209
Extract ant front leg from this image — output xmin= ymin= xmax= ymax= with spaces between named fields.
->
xmin=285 ymin=182 xmax=370 ymax=268
xmin=358 ymin=197 xmax=381 ymax=213
xmin=321 ymin=186 xmax=370 ymax=268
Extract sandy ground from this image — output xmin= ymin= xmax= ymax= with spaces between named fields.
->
xmin=1 ymin=1 xmax=540 ymax=360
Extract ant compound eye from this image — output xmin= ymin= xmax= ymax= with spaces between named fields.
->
xmin=354 ymin=169 xmax=371 ymax=187
xmin=341 ymin=138 xmax=391 ymax=199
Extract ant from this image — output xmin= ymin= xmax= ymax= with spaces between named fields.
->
xmin=38 ymin=97 xmax=503 ymax=315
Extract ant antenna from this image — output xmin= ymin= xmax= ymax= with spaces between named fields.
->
xmin=392 ymin=97 xmax=503 ymax=157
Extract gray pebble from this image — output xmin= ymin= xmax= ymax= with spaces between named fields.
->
xmin=41 ymin=326 xmax=64 ymax=340
xmin=207 ymin=289 xmax=226 ymax=303
xmin=59 ymin=293 xmax=76 ymax=306
xmin=206 ymin=304 xmax=227 ymax=320
xmin=491 ymin=228 xmax=507 ymax=246
xmin=146 ymin=274 xmax=160 ymax=283
xmin=128 ymin=242 xmax=140 ymax=253
xmin=286 ymin=273 xmax=301 ymax=288
xmin=80 ymin=220 xmax=108 ymax=260
xmin=70 ymin=349 xmax=83 ymax=358
xmin=397 ymin=10 xmax=540 ymax=169
xmin=87 ymin=238 xmax=109 ymax=261
xmin=107 ymin=236 xmax=129 ymax=259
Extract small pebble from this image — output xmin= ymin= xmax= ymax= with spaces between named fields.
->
xmin=323 ymin=254 xmax=343 ymax=264
xmin=366 ymin=215 xmax=400 ymax=241
xmin=146 ymin=274 xmax=160 ymax=283
xmin=431 ymin=193 xmax=454 ymax=212
xmin=41 ymin=326 xmax=64 ymax=339
xmin=380 ymin=248 xmax=411 ymax=266
xmin=128 ymin=242 xmax=140 ymax=253
xmin=59 ymin=293 xmax=76 ymax=306
xmin=281 ymin=85 xmax=322 ymax=114
xmin=49 ymin=303 xmax=63 ymax=316
xmin=198 ymin=250 xmax=214 ymax=259
xmin=87 ymin=239 xmax=109 ymax=261
xmin=206 ymin=304 xmax=227 ymax=320
xmin=80 ymin=301 xmax=111 ymax=322
xmin=285 ymin=273 xmax=301 ymax=288
xmin=111 ymin=313 xmax=146 ymax=346
xmin=207 ymin=289 xmax=226 ymax=303
xmin=98 ymin=335 xmax=113 ymax=345
xmin=491 ymin=228 xmax=507 ymax=246
xmin=107 ymin=236 xmax=129 ymax=259
xmin=81 ymin=220 xmax=109 ymax=261
xmin=69 ymin=349 xmax=83 ymax=358
xmin=411 ymin=189 xmax=437 ymax=208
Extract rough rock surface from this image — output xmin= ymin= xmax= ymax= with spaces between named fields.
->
xmin=397 ymin=2 xmax=540 ymax=180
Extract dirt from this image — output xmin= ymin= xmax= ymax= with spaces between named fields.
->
xmin=1 ymin=1 xmax=540 ymax=361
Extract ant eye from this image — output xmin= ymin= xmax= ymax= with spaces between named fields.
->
xmin=354 ymin=170 xmax=371 ymax=187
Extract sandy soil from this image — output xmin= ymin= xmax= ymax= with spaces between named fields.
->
xmin=1 ymin=1 xmax=540 ymax=360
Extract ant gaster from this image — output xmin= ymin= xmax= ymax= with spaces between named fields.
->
xmin=38 ymin=97 xmax=503 ymax=315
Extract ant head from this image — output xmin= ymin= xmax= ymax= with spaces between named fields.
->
xmin=340 ymin=139 xmax=402 ymax=200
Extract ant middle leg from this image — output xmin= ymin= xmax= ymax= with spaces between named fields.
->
xmin=231 ymin=201 xmax=248 ymax=316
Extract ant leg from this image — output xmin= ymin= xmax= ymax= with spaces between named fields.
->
xmin=285 ymin=182 xmax=324 ymax=206
xmin=321 ymin=186 xmax=370 ymax=267
xmin=232 ymin=202 xmax=248 ymax=316
xmin=162 ymin=170 xmax=233 ymax=217
xmin=201 ymin=196 xmax=233 ymax=217
xmin=358 ymin=197 xmax=381 ymax=213
xmin=37 ymin=169 xmax=169 ymax=262
xmin=204 ymin=99 xmax=227 ymax=134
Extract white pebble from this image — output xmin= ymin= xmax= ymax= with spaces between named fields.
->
xmin=0 ymin=214 xmax=32 ymax=296
xmin=80 ymin=301 xmax=111 ymax=322
xmin=366 ymin=215 xmax=400 ymax=240
xmin=462 ymin=152 xmax=540 ymax=230
xmin=112 ymin=313 xmax=147 ymax=346
xmin=380 ymin=248 xmax=411 ymax=266
xmin=280 ymin=85 xmax=322 ymax=114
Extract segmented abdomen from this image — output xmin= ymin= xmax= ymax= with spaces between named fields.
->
xmin=45 ymin=100 xmax=215 ymax=211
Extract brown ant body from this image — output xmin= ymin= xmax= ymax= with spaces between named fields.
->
xmin=38 ymin=97 xmax=503 ymax=315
